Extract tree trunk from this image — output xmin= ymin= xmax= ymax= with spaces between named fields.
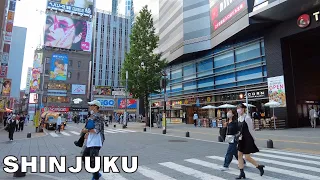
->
xmin=144 ymin=93 xmax=149 ymax=127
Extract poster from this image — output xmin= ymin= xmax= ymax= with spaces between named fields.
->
xmin=268 ymin=76 xmax=287 ymax=107
xmin=71 ymin=84 xmax=86 ymax=94
xmin=2 ymin=79 xmax=12 ymax=96
xmin=47 ymin=0 xmax=93 ymax=16
xmin=33 ymin=53 xmax=43 ymax=71
xmin=25 ymin=67 xmax=32 ymax=95
xmin=50 ymin=54 xmax=68 ymax=81
xmin=30 ymin=69 xmax=40 ymax=93
xmin=93 ymin=86 xmax=111 ymax=95
xmin=44 ymin=14 xmax=92 ymax=52
xmin=118 ymin=99 xmax=137 ymax=109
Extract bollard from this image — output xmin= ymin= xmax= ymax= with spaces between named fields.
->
xmin=162 ymin=129 xmax=166 ymax=134
xmin=267 ymin=139 xmax=273 ymax=148
xmin=143 ymin=127 xmax=146 ymax=132
xmin=13 ymin=162 xmax=26 ymax=177
xmin=122 ymin=125 xmax=126 ymax=129
xmin=27 ymin=132 xmax=31 ymax=138
xmin=114 ymin=124 xmax=116 ymax=128
xmin=186 ymin=131 xmax=190 ymax=137
xmin=218 ymin=136 xmax=223 ymax=142
xmin=106 ymin=124 xmax=108 ymax=127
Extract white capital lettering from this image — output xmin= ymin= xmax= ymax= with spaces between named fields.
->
xmin=3 ymin=156 xmax=19 ymax=173
xmin=21 ymin=156 xmax=37 ymax=173
xmin=313 ymin=11 xmax=319 ymax=21
xmin=121 ymin=156 xmax=138 ymax=173
xmin=68 ymin=157 xmax=82 ymax=173
xmin=103 ymin=156 xmax=120 ymax=173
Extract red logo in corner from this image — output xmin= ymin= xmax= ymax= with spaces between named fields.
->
xmin=297 ymin=14 xmax=310 ymax=28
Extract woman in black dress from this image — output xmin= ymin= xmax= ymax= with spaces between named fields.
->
xmin=236 ymin=104 xmax=264 ymax=179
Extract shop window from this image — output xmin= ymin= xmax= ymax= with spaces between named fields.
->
xmin=215 ymin=73 xmax=235 ymax=85
xmin=216 ymin=83 xmax=236 ymax=89
xmin=214 ymin=52 xmax=234 ymax=68
xmin=47 ymin=96 xmax=70 ymax=103
xmin=235 ymin=43 xmax=260 ymax=62
xmin=183 ymin=64 xmax=196 ymax=80
xmin=236 ymin=67 xmax=262 ymax=81
xmin=197 ymin=58 xmax=213 ymax=77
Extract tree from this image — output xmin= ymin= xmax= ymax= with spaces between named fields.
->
xmin=121 ymin=5 xmax=167 ymax=126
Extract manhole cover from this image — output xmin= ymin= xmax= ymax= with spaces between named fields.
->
xmin=168 ymin=140 xmax=188 ymax=142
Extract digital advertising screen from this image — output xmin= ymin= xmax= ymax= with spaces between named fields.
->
xmin=44 ymin=14 xmax=92 ymax=52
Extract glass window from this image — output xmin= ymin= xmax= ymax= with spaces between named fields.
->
xmin=183 ymin=64 xmax=196 ymax=80
xmin=215 ymin=64 xmax=234 ymax=74
xmin=47 ymin=96 xmax=70 ymax=103
xmin=77 ymin=72 xmax=80 ymax=80
xmin=78 ymin=61 xmax=81 ymax=68
xmin=214 ymin=52 xmax=234 ymax=68
xmin=47 ymin=83 xmax=68 ymax=90
xmin=236 ymin=67 xmax=262 ymax=81
xmin=68 ymin=60 xmax=73 ymax=67
xmin=68 ymin=72 xmax=72 ymax=79
xmin=46 ymin=57 xmax=50 ymax=64
xmin=215 ymin=73 xmax=235 ymax=85
xmin=197 ymin=58 xmax=213 ymax=77
xmin=261 ymin=41 xmax=265 ymax=55
xmin=171 ymin=69 xmax=182 ymax=83
xmin=183 ymin=81 xmax=196 ymax=91
xmin=236 ymin=57 xmax=261 ymax=68
xmin=235 ymin=43 xmax=260 ymax=62
xmin=197 ymin=78 xmax=214 ymax=88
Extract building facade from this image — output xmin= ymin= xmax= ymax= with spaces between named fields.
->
xmin=8 ymin=26 xmax=27 ymax=99
xmin=151 ymin=0 xmax=320 ymax=127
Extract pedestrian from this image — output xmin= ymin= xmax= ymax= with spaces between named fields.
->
xmin=220 ymin=109 xmax=245 ymax=171
xmin=55 ymin=114 xmax=62 ymax=133
xmin=236 ymin=104 xmax=264 ymax=179
xmin=309 ymin=106 xmax=317 ymax=128
xmin=82 ymin=100 xmax=105 ymax=180
xmin=157 ymin=113 xmax=162 ymax=128
xmin=19 ymin=115 xmax=25 ymax=131
xmin=15 ymin=115 xmax=19 ymax=132
xmin=193 ymin=112 xmax=198 ymax=127
xmin=26 ymin=114 xmax=29 ymax=124
xmin=7 ymin=114 xmax=16 ymax=141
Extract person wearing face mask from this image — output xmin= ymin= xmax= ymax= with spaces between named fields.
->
xmin=236 ymin=104 xmax=264 ymax=179
xmin=220 ymin=110 xmax=246 ymax=171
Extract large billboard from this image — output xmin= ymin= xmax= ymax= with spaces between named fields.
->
xmin=33 ymin=52 xmax=43 ymax=71
xmin=93 ymin=86 xmax=112 ymax=95
xmin=210 ymin=0 xmax=248 ymax=34
xmin=2 ymin=79 xmax=12 ymax=96
xmin=44 ymin=14 xmax=92 ymax=52
xmin=50 ymin=54 xmax=68 ymax=81
xmin=47 ymin=0 xmax=93 ymax=17
xmin=118 ymin=99 xmax=137 ymax=109
xmin=30 ymin=69 xmax=40 ymax=93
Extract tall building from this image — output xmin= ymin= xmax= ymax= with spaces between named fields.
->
xmin=7 ymin=26 xmax=27 ymax=99
xmin=112 ymin=0 xmax=119 ymax=14
xmin=93 ymin=10 xmax=131 ymax=87
xmin=150 ymin=0 xmax=320 ymax=128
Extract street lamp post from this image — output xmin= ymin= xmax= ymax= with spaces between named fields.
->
xmin=124 ymin=71 xmax=128 ymax=128
xmin=161 ymin=71 xmax=167 ymax=134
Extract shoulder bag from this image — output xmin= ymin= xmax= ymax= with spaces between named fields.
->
xmin=225 ymin=122 xmax=235 ymax=143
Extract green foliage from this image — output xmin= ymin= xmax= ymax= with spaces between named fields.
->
xmin=121 ymin=5 xmax=167 ymax=100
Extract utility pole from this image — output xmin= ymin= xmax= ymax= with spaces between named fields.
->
xmin=124 ymin=70 xmax=128 ymax=128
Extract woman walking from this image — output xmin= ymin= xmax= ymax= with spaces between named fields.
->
xmin=7 ymin=114 xmax=16 ymax=141
xmin=236 ymin=104 xmax=264 ymax=179
xmin=220 ymin=110 xmax=245 ymax=171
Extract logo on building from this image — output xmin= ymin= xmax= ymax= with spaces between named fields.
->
xmin=297 ymin=14 xmax=310 ymax=28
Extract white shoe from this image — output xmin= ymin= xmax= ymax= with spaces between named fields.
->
xmin=219 ymin=167 xmax=229 ymax=171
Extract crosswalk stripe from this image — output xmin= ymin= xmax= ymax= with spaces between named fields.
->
xmin=104 ymin=130 xmax=118 ymax=133
xmin=207 ymin=156 xmax=320 ymax=180
xmin=159 ymin=162 xmax=226 ymax=180
xmin=255 ymin=152 xmax=319 ymax=165
xmin=100 ymin=172 xmax=127 ymax=180
xmin=70 ymin=131 xmax=80 ymax=135
xmin=138 ymin=166 xmax=176 ymax=180
xmin=120 ymin=129 xmax=136 ymax=132
xmin=49 ymin=132 xmax=59 ymax=137
xmin=260 ymin=149 xmax=320 ymax=160
xmin=185 ymin=158 xmax=280 ymax=180
xmin=107 ymin=129 xmax=129 ymax=133
xmin=60 ymin=131 xmax=71 ymax=136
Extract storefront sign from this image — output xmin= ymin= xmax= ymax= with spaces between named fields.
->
xmin=72 ymin=98 xmax=83 ymax=104
xmin=72 ymin=84 xmax=86 ymax=95
xmin=96 ymin=99 xmax=115 ymax=107
xmin=93 ymin=86 xmax=112 ymax=95
xmin=70 ymin=107 xmax=88 ymax=112
xmin=172 ymin=100 xmax=182 ymax=108
xmin=118 ymin=99 xmax=137 ymax=109
xmin=43 ymin=107 xmax=69 ymax=112
xmin=170 ymin=118 xmax=182 ymax=124
xmin=267 ymin=76 xmax=286 ymax=107
xmin=245 ymin=90 xmax=267 ymax=98
xmin=297 ymin=14 xmax=310 ymax=28
xmin=112 ymin=91 xmax=125 ymax=96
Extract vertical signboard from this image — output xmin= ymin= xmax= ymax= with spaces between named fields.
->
xmin=2 ymin=79 xmax=12 ymax=96
xmin=50 ymin=54 xmax=68 ymax=80
xmin=25 ymin=67 xmax=32 ymax=95
xmin=268 ymin=76 xmax=287 ymax=107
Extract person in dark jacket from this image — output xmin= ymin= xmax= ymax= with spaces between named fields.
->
xmin=19 ymin=115 xmax=25 ymax=131
xmin=7 ymin=114 xmax=16 ymax=141
xmin=220 ymin=110 xmax=245 ymax=171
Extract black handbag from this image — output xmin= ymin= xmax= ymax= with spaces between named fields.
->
xmin=235 ymin=116 xmax=245 ymax=142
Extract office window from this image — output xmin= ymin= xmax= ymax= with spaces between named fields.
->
xmin=197 ymin=58 xmax=213 ymax=77
xmin=78 ymin=61 xmax=81 ymax=68
xmin=68 ymin=72 xmax=72 ymax=79
xmin=183 ymin=64 xmax=196 ymax=80
xmin=171 ymin=69 xmax=182 ymax=83
xmin=46 ymin=57 xmax=50 ymax=64
xmin=68 ymin=60 xmax=73 ymax=67
xmin=214 ymin=52 xmax=234 ymax=68
xmin=77 ymin=72 xmax=80 ymax=80
xmin=235 ymin=43 xmax=260 ymax=62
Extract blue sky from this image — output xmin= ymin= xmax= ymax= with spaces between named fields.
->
xmin=14 ymin=0 xmax=158 ymax=89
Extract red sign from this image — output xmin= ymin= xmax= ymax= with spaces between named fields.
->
xmin=118 ymin=99 xmax=137 ymax=109
xmin=297 ymin=14 xmax=310 ymax=28
xmin=43 ymin=107 xmax=70 ymax=112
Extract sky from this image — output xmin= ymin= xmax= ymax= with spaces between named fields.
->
xmin=14 ymin=0 xmax=158 ymax=90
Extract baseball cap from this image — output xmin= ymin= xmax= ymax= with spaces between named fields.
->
xmin=88 ymin=100 xmax=102 ymax=107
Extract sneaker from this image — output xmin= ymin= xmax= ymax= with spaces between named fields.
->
xmin=92 ymin=172 xmax=102 ymax=180
xmin=219 ymin=167 xmax=229 ymax=171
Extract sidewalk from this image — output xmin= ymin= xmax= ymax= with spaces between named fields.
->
xmin=0 ymin=122 xmax=46 ymax=142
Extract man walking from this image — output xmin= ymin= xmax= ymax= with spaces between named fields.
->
xmin=82 ymin=100 xmax=105 ymax=180
xmin=309 ymin=106 xmax=317 ymax=128
xmin=55 ymin=114 xmax=62 ymax=133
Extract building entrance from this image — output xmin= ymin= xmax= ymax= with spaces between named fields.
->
xmin=282 ymin=27 xmax=320 ymax=127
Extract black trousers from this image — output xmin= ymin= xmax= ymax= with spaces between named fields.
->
xmin=83 ymin=147 xmax=101 ymax=179
xmin=8 ymin=129 xmax=14 ymax=140
xmin=15 ymin=124 xmax=19 ymax=131
xmin=19 ymin=123 xmax=24 ymax=131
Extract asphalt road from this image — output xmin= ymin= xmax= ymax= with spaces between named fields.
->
xmin=0 ymin=123 xmax=320 ymax=180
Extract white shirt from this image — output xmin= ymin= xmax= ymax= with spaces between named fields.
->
xmin=56 ymin=116 xmax=62 ymax=125
xmin=86 ymin=130 xmax=102 ymax=147
xmin=193 ymin=114 xmax=198 ymax=120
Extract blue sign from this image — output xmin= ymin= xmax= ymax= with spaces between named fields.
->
xmin=96 ymin=99 xmax=115 ymax=107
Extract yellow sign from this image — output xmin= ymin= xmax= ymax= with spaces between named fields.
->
xmin=34 ymin=110 xmax=40 ymax=128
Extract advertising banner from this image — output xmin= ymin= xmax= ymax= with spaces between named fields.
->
xmin=47 ymin=0 xmax=93 ymax=17
xmin=0 ymin=66 xmax=8 ymax=78
xmin=44 ymin=14 xmax=92 ymax=52
xmin=72 ymin=84 xmax=86 ymax=94
xmin=210 ymin=0 xmax=248 ymax=34
xmin=268 ymin=76 xmax=287 ymax=107
xmin=118 ymin=99 xmax=137 ymax=109
xmin=43 ymin=107 xmax=70 ymax=112
xmin=50 ymin=54 xmax=68 ymax=81
xmin=25 ymin=67 xmax=32 ymax=95
xmin=30 ymin=69 xmax=40 ymax=93
xmin=33 ymin=53 xmax=43 ymax=71
xmin=1 ymin=52 xmax=9 ymax=66
xmin=1 ymin=79 xmax=12 ymax=96
xmin=29 ymin=93 xmax=38 ymax=104
xmin=93 ymin=86 xmax=112 ymax=95
xmin=96 ymin=99 xmax=115 ymax=107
